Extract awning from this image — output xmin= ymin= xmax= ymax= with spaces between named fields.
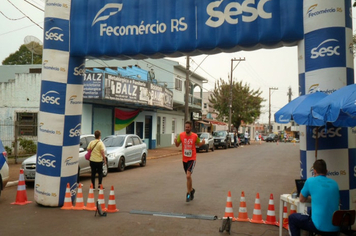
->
xmin=206 ymin=120 xmax=227 ymax=126
xmin=196 ymin=120 xmax=210 ymax=125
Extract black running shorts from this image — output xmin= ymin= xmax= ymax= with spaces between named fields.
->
xmin=183 ymin=160 xmax=196 ymax=174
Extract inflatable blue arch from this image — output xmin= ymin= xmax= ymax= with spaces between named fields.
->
xmin=37 ymin=0 xmax=354 ymax=208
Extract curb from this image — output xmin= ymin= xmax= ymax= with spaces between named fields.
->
xmin=6 ymin=152 xmax=181 ymax=188
xmin=6 ymin=181 xmax=18 ymax=188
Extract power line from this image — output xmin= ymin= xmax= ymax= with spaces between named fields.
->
xmin=7 ymin=0 xmax=43 ymax=29
xmin=0 ymin=11 xmax=26 ymax=20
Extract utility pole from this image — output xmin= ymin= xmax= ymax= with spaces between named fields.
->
xmin=268 ymin=87 xmax=278 ymax=133
xmin=229 ymin=57 xmax=245 ymax=132
xmin=185 ymin=56 xmax=190 ymax=122
xmin=287 ymin=86 xmax=292 ymax=102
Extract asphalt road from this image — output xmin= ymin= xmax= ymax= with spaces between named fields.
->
xmin=0 ymin=142 xmax=300 ymax=236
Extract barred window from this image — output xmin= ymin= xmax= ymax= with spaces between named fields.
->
xmin=17 ymin=112 xmax=37 ymax=136
xmin=175 ymin=78 xmax=182 ymax=91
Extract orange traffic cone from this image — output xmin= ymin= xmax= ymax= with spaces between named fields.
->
xmin=250 ymin=193 xmax=264 ymax=224
xmin=235 ymin=191 xmax=249 ymax=222
xmin=85 ymin=183 xmax=96 ymax=211
xmin=73 ymin=183 xmax=85 ymax=210
xmin=11 ymin=169 xmax=32 ymax=205
xmin=61 ymin=183 xmax=73 ymax=210
xmin=98 ymin=184 xmax=107 ymax=212
xmin=265 ymin=194 xmax=278 ymax=225
xmin=106 ymin=186 xmax=119 ymax=213
xmin=277 ymin=202 xmax=289 ymax=229
xmin=289 ymin=204 xmax=297 ymax=215
xmin=223 ymin=191 xmax=234 ymax=219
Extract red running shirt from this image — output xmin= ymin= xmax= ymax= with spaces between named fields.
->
xmin=177 ymin=132 xmax=200 ymax=162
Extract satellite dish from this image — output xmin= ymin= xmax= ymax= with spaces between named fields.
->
xmin=24 ymin=35 xmax=43 ymax=64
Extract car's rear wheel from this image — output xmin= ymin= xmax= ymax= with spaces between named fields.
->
xmin=140 ymin=153 xmax=146 ymax=167
xmin=102 ymin=159 xmax=108 ymax=177
xmin=118 ymin=157 xmax=125 ymax=172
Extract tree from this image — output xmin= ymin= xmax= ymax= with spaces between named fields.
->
xmin=2 ymin=44 xmax=42 ymax=65
xmin=209 ymin=78 xmax=265 ymax=130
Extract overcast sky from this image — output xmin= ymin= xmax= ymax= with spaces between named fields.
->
xmin=1 ymin=0 xmax=355 ymax=124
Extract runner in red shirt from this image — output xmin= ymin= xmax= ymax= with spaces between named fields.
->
xmin=174 ymin=121 xmax=205 ymax=202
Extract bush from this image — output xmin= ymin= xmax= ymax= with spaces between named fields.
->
xmin=4 ymin=146 xmax=12 ymax=155
xmin=18 ymin=138 xmax=37 ymax=154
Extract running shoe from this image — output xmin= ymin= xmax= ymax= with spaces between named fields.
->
xmin=186 ymin=192 xmax=191 ymax=202
xmin=190 ymin=188 xmax=195 ymax=200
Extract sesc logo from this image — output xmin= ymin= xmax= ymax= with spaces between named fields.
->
xmin=45 ymin=27 xmax=64 ymax=42
xmin=310 ymin=39 xmax=340 ymax=59
xmin=38 ymin=153 xmax=56 ymax=168
xmin=205 ymin=0 xmax=272 ymax=28
xmin=278 ymin=115 xmax=289 ymax=123
xmin=92 ymin=3 xmax=123 ymax=26
xmin=69 ymin=123 xmax=81 ymax=137
xmin=73 ymin=63 xmax=85 ymax=76
xmin=312 ymin=127 xmax=342 ymax=139
xmin=42 ymin=90 xmax=61 ymax=105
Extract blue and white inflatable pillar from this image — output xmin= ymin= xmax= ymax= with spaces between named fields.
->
xmin=298 ymin=0 xmax=354 ymax=209
xmin=35 ymin=0 xmax=85 ymax=206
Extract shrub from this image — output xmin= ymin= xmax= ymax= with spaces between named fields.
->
xmin=18 ymin=138 xmax=37 ymax=154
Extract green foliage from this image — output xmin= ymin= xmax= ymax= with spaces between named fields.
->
xmin=4 ymin=146 xmax=12 ymax=155
xmin=209 ymin=79 xmax=265 ymax=130
xmin=18 ymin=138 xmax=37 ymax=154
xmin=2 ymin=44 xmax=42 ymax=65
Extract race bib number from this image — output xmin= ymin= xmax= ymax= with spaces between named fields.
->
xmin=184 ymin=149 xmax=192 ymax=157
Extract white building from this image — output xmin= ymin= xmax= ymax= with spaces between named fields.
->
xmin=0 ymin=58 xmax=207 ymax=149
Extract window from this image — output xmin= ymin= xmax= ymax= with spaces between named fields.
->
xmin=172 ymin=119 xmax=176 ymax=133
xmin=162 ymin=117 xmax=166 ymax=134
xmin=132 ymin=137 xmax=141 ymax=145
xmin=175 ymin=78 xmax=182 ymax=91
xmin=17 ymin=112 xmax=37 ymax=136
xmin=203 ymin=103 xmax=207 ymax=109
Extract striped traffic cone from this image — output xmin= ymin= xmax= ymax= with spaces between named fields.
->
xmin=223 ymin=191 xmax=234 ymax=219
xmin=73 ymin=183 xmax=85 ymax=210
xmin=250 ymin=193 xmax=265 ymax=224
xmin=98 ymin=184 xmax=107 ymax=212
xmin=85 ymin=183 xmax=96 ymax=211
xmin=277 ymin=202 xmax=289 ymax=230
xmin=61 ymin=183 xmax=73 ymax=210
xmin=11 ymin=169 xmax=32 ymax=205
xmin=289 ymin=204 xmax=297 ymax=215
xmin=235 ymin=191 xmax=249 ymax=222
xmin=265 ymin=194 xmax=278 ymax=225
xmin=106 ymin=186 xmax=119 ymax=213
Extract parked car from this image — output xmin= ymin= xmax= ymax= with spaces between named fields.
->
xmin=265 ymin=133 xmax=279 ymax=142
xmin=22 ymin=134 xmax=108 ymax=184
xmin=262 ymin=135 xmax=268 ymax=141
xmin=0 ymin=139 xmax=9 ymax=197
xmin=213 ymin=131 xmax=231 ymax=149
xmin=103 ymin=134 xmax=148 ymax=171
xmin=196 ymin=132 xmax=214 ymax=152
xmin=228 ymin=132 xmax=238 ymax=148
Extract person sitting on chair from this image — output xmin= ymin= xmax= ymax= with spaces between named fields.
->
xmin=288 ymin=159 xmax=340 ymax=236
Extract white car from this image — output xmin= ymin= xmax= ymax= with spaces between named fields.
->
xmin=0 ymin=139 xmax=9 ymax=197
xmin=102 ymin=134 xmax=148 ymax=171
xmin=196 ymin=132 xmax=214 ymax=152
xmin=21 ymin=134 xmax=108 ymax=184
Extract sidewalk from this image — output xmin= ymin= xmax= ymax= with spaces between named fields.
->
xmin=7 ymin=145 xmax=181 ymax=184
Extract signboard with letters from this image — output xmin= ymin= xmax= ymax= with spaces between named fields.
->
xmin=84 ymin=72 xmax=173 ymax=110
